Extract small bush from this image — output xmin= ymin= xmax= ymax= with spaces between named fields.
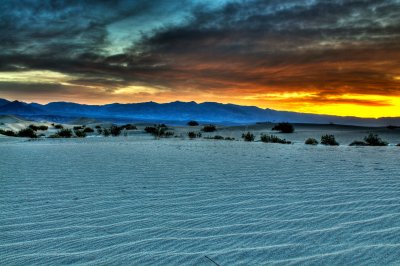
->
xmin=54 ymin=124 xmax=64 ymax=129
xmin=272 ymin=122 xmax=294 ymax=133
xmin=28 ymin=124 xmax=39 ymax=131
xmin=73 ymin=126 xmax=83 ymax=130
xmin=17 ymin=128 xmax=37 ymax=138
xmin=242 ymin=132 xmax=255 ymax=142
xmin=321 ymin=134 xmax=339 ymax=146
xmin=74 ymin=130 xmax=86 ymax=138
xmin=202 ymin=124 xmax=217 ymax=132
xmin=225 ymin=137 xmax=235 ymax=141
xmin=261 ymin=134 xmax=291 ymax=144
xmin=110 ymin=125 xmax=122 ymax=136
xmin=144 ymin=124 xmax=171 ymax=138
xmin=187 ymin=120 xmax=199 ymax=126
xmin=95 ymin=125 xmax=101 ymax=129
xmin=364 ymin=133 xmax=388 ymax=146
xmin=83 ymin=127 xmax=94 ymax=133
xmin=0 ymin=129 xmax=16 ymax=137
xmin=120 ymin=124 xmax=137 ymax=130
xmin=305 ymin=138 xmax=318 ymax=145
xmin=188 ymin=131 xmax=202 ymax=139
xmin=38 ymin=125 xmax=48 ymax=131
xmin=103 ymin=128 xmax=110 ymax=137
xmin=164 ymin=131 xmax=175 ymax=137
xmin=349 ymin=141 xmax=368 ymax=146
xmin=57 ymin=129 xmax=73 ymax=138
xmin=397 ymin=143 xmax=400 ymax=147
xmin=213 ymin=135 xmax=224 ymax=140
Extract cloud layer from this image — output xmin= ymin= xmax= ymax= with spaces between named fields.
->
xmin=0 ymin=0 xmax=399 ymax=116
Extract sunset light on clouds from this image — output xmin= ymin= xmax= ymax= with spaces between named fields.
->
xmin=1 ymin=0 xmax=400 ymax=117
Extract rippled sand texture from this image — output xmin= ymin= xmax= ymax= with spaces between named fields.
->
xmin=1 ymin=139 xmax=400 ymax=265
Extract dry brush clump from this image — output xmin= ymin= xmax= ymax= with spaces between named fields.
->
xmin=350 ymin=133 xmax=388 ymax=146
xmin=272 ymin=122 xmax=294 ymax=133
xmin=187 ymin=120 xmax=199 ymax=126
xmin=260 ymin=134 xmax=291 ymax=144
xmin=29 ymin=124 xmax=48 ymax=131
xmin=202 ymin=124 xmax=217 ymax=132
xmin=0 ymin=129 xmax=16 ymax=137
xmin=144 ymin=124 xmax=174 ymax=138
xmin=242 ymin=132 xmax=255 ymax=141
xmin=321 ymin=135 xmax=339 ymax=146
xmin=188 ymin=131 xmax=202 ymax=139
xmin=305 ymin=138 xmax=318 ymax=145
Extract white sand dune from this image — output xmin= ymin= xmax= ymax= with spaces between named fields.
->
xmin=1 ymin=137 xmax=400 ymax=265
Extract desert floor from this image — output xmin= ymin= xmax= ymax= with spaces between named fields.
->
xmin=1 ymin=133 xmax=400 ymax=265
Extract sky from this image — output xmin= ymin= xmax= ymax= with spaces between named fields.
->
xmin=0 ymin=0 xmax=400 ymax=118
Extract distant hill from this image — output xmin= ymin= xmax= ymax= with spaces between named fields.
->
xmin=0 ymin=101 xmax=45 ymax=115
xmin=0 ymin=98 xmax=10 ymax=107
xmin=0 ymin=98 xmax=399 ymax=126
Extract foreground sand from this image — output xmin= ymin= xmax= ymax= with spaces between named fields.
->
xmin=1 ymin=137 xmax=400 ymax=265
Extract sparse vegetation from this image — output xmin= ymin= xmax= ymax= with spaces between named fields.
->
xmin=144 ymin=124 xmax=173 ymax=138
xmin=54 ymin=124 xmax=64 ymax=129
xmin=187 ymin=120 xmax=199 ymax=126
xmin=0 ymin=129 xmax=16 ymax=137
xmin=110 ymin=125 xmax=122 ymax=136
xmin=242 ymin=132 xmax=255 ymax=142
xmin=56 ymin=129 xmax=73 ymax=138
xmin=28 ymin=124 xmax=48 ymax=131
xmin=102 ymin=128 xmax=110 ymax=137
xmin=363 ymin=133 xmax=388 ymax=146
xmin=202 ymin=124 xmax=217 ymax=132
xmin=17 ymin=128 xmax=37 ymax=138
xmin=225 ymin=137 xmax=235 ymax=141
xmin=83 ymin=127 xmax=94 ymax=133
xmin=260 ymin=134 xmax=291 ymax=144
xmin=321 ymin=134 xmax=339 ymax=146
xmin=95 ymin=125 xmax=101 ymax=129
xmin=73 ymin=126 xmax=83 ymax=130
xmin=74 ymin=130 xmax=86 ymax=138
xmin=120 ymin=124 xmax=137 ymax=130
xmin=272 ymin=122 xmax=294 ymax=133
xmin=188 ymin=131 xmax=202 ymax=139
xmin=305 ymin=138 xmax=318 ymax=145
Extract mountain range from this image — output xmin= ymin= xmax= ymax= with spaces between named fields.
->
xmin=0 ymin=98 xmax=399 ymax=126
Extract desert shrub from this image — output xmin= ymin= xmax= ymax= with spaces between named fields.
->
xmin=305 ymin=138 xmax=318 ymax=145
xmin=164 ymin=131 xmax=175 ymax=137
xmin=261 ymin=134 xmax=291 ymax=144
xmin=54 ymin=124 xmax=64 ymax=129
xmin=28 ymin=124 xmax=39 ymax=131
xmin=83 ymin=127 xmax=94 ymax=133
xmin=95 ymin=125 xmax=101 ymax=129
xmin=0 ymin=129 xmax=16 ymax=137
xmin=349 ymin=141 xmax=368 ymax=146
xmin=74 ymin=130 xmax=86 ymax=138
xmin=213 ymin=135 xmax=224 ymax=140
xmin=363 ymin=133 xmax=388 ymax=146
xmin=387 ymin=125 xmax=399 ymax=130
xmin=73 ymin=126 xmax=83 ymax=130
xmin=102 ymin=128 xmax=110 ymax=137
xmin=242 ymin=132 xmax=255 ymax=142
xmin=120 ymin=124 xmax=137 ymax=130
xmin=17 ymin=128 xmax=37 ymax=138
xmin=225 ymin=137 xmax=235 ymax=141
xmin=38 ymin=125 xmax=48 ymax=131
xmin=397 ymin=143 xmax=400 ymax=147
xmin=144 ymin=124 xmax=171 ymax=138
xmin=321 ymin=134 xmax=339 ymax=146
xmin=144 ymin=126 xmax=157 ymax=134
xmin=188 ymin=131 xmax=202 ymax=139
xmin=57 ymin=129 xmax=73 ymax=138
xmin=202 ymin=124 xmax=217 ymax=132
xmin=272 ymin=122 xmax=294 ymax=133
xmin=187 ymin=120 xmax=199 ymax=126
xmin=110 ymin=125 xmax=122 ymax=136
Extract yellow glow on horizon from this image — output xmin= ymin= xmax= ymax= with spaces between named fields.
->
xmin=0 ymin=70 xmax=72 ymax=84
xmin=113 ymin=85 xmax=163 ymax=95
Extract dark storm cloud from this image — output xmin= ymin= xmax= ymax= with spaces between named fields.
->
xmin=0 ymin=0 xmax=400 ymax=106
